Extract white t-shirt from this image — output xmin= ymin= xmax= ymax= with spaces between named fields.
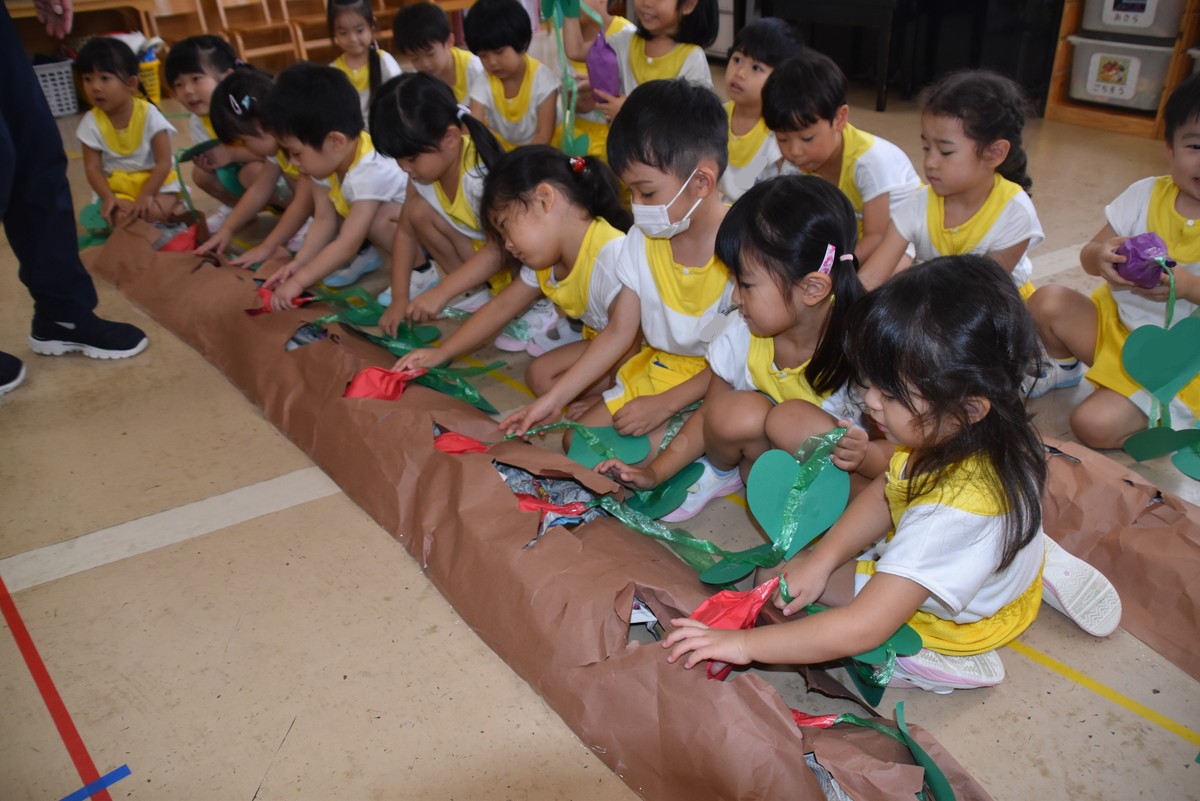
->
xmin=895 ymin=185 xmax=1044 ymax=288
xmin=607 ymin=27 xmax=713 ymax=95
xmin=518 ymin=233 xmax=624 ymax=331
xmin=332 ymin=50 xmax=404 ymax=124
xmin=468 ymin=55 xmax=560 ymax=148
xmin=1105 ymin=176 xmax=1200 ymax=329
xmin=187 ymin=112 xmax=214 ymax=146
xmin=76 ymin=102 xmax=180 ymax=192
xmin=312 ymin=137 xmax=408 ymax=215
xmin=411 ymin=165 xmax=487 ymax=242
xmin=719 ymin=107 xmax=780 ymax=204
xmin=847 ymin=135 xmax=922 ymax=219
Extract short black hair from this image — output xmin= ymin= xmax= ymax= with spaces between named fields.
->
xmin=1165 ymin=71 xmax=1200 ymax=143
xmin=210 ymin=69 xmax=274 ymax=143
xmin=261 ymin=63 xmax=363 ymax=149
xmin=762 ymin=50 xmax=846 ymax=131
xmin=392 ymin=2 xmax=452 ymax=54
xmin=608 ymin=79 xmax=728 ymax=179
xmin=164 ymin=35 xmax=238 ymax=85
xmin=463 ymin=0 xmax=532 ymax=54
xmin=729 ymin=17 xmax=803 ymax=66
xmin=76 ymin=36 xmax=138 ymax=81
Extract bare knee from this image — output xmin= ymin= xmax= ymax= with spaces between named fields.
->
xmin=1069 ymin=392 xmax=1145 ymax=449
xmin=704 ymin=391 xmax=772 ymax=444
xmin=764 ymin=400 xmax=837 ymax=453
xmin=525 ymin=355 xmax=558 ymax=396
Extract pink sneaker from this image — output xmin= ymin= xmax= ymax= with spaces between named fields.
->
xmin=494 ymin=298 xmax=559 ymax=352
xmin=888 ymin=648 xmax=1005 ymax=694
xmin=660 ymin=457 xmax=743 ymax=522
xmin=1041 ymin=539 xmax=1122 ymax=637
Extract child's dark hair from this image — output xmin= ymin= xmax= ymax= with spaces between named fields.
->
xmin=1164 ymin=71 xmax=1200 ymax=143
xmin=716 ymin=175 xmax=862 ymax=395
xmin=845 ymin=255 xmax=1046 ymax=570
xmin=920 ymin=70 xmax=1033 ymax=195
xmin=463 ymin=0 xmax=532 ymax=54
xmin=481 ymin=146 xmax=633 ymax=244
xmin=209 ymin=69 xmax=274 ymax=144
xmin=392 ymin=2 xmax=452 ymax=54
xmin=370 ymin=73 xmax=503 ymax=170
xmin=762 ymin=51 xmax=845 ymax=131
xmin=608 ymin=79 xmax=728 ymax=179
xmin=329 ymin=0 xmax=383 ymax=113
xmin=164 ymin=35 xmax=238 ymax=85
xmin=729 ymin=17 xmax=803 ymax=67
xmin=261 ymin=63 xmax=362 ymax=149
xmin=76 ymin=36 xmax=142 ymax=88
xmin=636 ymin=0 xmax=718 ymax=48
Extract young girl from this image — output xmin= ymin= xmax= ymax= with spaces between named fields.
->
xmin=563 ymin=0 xmax=718 ymax=121
xmin=596 ymin=176 xmax=887 ymax=521
xmin=395 ymin=147 xmax=633 ymax=398
xmin=75 ymin=37 xmax=181 ymax=225
xmin=862 ymin=70 xmax=1044 ymax=294
xmin=329 ymin=0 xmax=403 ymax=123
xmin=165 ymin=36 xmax=264 ymax=232
xmin=373 ymin=73 xmax=555 ymax=347
xmin=555 ymin=0 xmax=635 ymax=162
xmin=663 ymin=255 xmax=1120 ymax=692
xmin=194 ymin=70 xmax=313 ymax=261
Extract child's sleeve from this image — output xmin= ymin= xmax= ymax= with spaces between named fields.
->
xmin=343 ymin=156 xmax=408 ymax=206
xmin=533 ymin=61 xmax=561 ymax=102
xmin=76 ymin=112 xmax=104 ymax=152
xmin=467 ymin=69 xmax=491 ymax=109
xmin=987 ymin=192 xmax=1045 ymax=254
xmin=518 ymin=265 xmax=543 ymax=289
xmin=854 ymin=138 xmax=920 ymax=205
xmin=677 ymin=45 xmax=713 ymax=88
xmin=145 ymin=105 xmax=178 ymax=141
xmin=1104 ymin=176 xmax=1156 ymax=237
xmin=188 ymin=113 xmax=209 ymax=145
xmin=704 ymin=313 xmax=752 ymax=391
xmin=380 ymin=50 xmax=403 ymax=81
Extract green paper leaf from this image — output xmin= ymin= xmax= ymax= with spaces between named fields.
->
xmin=1123 ymin=426 xmax=1200 ymax=461
xmin=79 ymin=200 xmax=110 ymax=234
xmin=177 ymin=138 xmax=221 ymax=163
xmin=625 ymin=461 xmax=705 ymax=519
xmin=747 ymin=449 xmax=850 ymax=558
xmin=566 ymin=425 xmax=650 ymax=469
xmin=1122 ymin=319 xmax=1200 ymax=405
xmin=697 ymin=543 xmax=777 ymax=585
xmin=847 ymin=664 xmax=886 ymax=707
xmin=1173 ymin=441 xmax=1200 ymax=480
xmin=896 ymin=702 xmax=957 ymax=801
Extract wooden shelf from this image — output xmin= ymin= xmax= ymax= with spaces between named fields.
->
xmin=1044 ymin=0 xmax=1200 ymax=138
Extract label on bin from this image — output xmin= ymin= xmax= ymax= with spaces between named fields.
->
xmin=1087 ymin=52 xmax=1140 ymax=100
xmin=1102 ymin=0 xmax=1158 ymax=28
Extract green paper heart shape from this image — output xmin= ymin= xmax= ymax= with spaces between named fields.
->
xmin=626 ymin=461 xmax=705 ymax=519
xmin=79 ymin=200 xmax=110 ymax=234
xmin=697 ymin=542 xmax=777 ymax=585
xmin=1173 ymin=442 xmax=1200 ymax=480
xmin=566 ymin=425 xmax=650 ymax=470
xmin=1124 ymin=426 xmax=1200 ymax=461
xmin=1122 ymin=319 xmax=1200 ymax=405
xmin=747 ymin=449 xmax=850 ymax=558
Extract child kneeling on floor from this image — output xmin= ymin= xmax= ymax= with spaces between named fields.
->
xmin=663 ymin=256 xmax=1121 ymax=693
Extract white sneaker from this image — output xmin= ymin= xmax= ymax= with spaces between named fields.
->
xmin=1023 ymin=358 xmax=1084 ymax=399
xmin=889 ymin=648 xmax=1005 ymax=694
xmin=526 ymin=316 xmax=584 ymax=357
xmin=286 ymin=217 xmax=313 ymax=253
xmin=324 ymin=244 xmax=382 ymax=287
xmin=494 ymin=298 xmax=559 ymax=352
xmin=660 ymin=457 xmax=744 ymax=522
xmin=447 ymin=285 xmax=491 ymax=315
xmin=377 ymin=287 xmax=392 ymax=307
xmin=1041 ymin=538 xmax=1122 ymax=637
xmin=205 ymin=204 xmax=234 ymax=233
xmin=410 ymin=265 xmax=441 ymax=298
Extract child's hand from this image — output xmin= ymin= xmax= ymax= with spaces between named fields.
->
xmin=205 ymin=145 xmax=233 ymax=169
xmin=773 ymin=556 xmax=831 ymax=616
xmin=230 ymin=244 xmax=270 ymax=269
xmin=101 ymin=196 xmax=120 ymax=225
xmin=394 ymin=347 xmax=442 ymax=372
xmin=192 ymin=152 xmax=215 ymax=173
xmin=594 ymin=459 xmax=657 ymax=490
xmin=1131 ymin=267 xmax=1196 ymax=302
xmin=406 ymin=290 xmax=445 ymax=323
xmin=661 ymin=619 xmax=750 ymax=670
xmin=574 ymin=73 xmax=597 ymax=114
xmin=831 ymin=421 xmax=869 ymax=472
xmin=593 ymin=89 xmax=626 ymax=121
xmin=1096 ymin=235 xmax=1135 ymax=289
xmin=269 ymin=278 xmax=305 ymax=311
xmin=262 ymin=261 xmax=298 ymax=290
xmin=612 ymin=396 xmax=670 ymax=437
xmin=194 ymin=228 xmax=232 ymax=257
xmin=130 ymin=194 xmax=158 ymax=220
xmin=379 ymin=302 xmax=409 ymax=338
xmin=500 ymin=396 xmax=561 ymax=438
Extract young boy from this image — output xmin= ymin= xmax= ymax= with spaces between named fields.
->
xmin=391 ymin=1 xmax=485 ymax=104
xmin=761 ymin=50 xmax=920 ymax=262
xmin=463 ymin=0 xmax=560 ymax=150
xmin=719 ymin=17 xmax=803 ymax=202
xmin=501 ymin=79 xmax=733 ymax=453
xmin=1025 ymin=74 xmax=1200 ymax=448
xmin=259 ymin=64 xmax=411 ymax=310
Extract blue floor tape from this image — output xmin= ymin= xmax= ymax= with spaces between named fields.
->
xmin=59 ymin=764 xmax=132 ymax=801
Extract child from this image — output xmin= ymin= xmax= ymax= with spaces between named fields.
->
xmin=1026 ymin=74 xmax=1200 ymax=447
xmin=718 ymin=18 xmax=803 ymax=202
xmin=761 ymin=50 xmax=920 ymax=266
xmin=259 ymin=64 xmax=409 ymax=311
xmin=556 ymin=0 xmax=636 ymax=162
xmin=395 ymin=146 xmax=632 ymax=398
xmin=75 ymin=37 xmax=181 ymax=225
xmin=862 ymin=71 xmax=1044 ymax=294
xmin=328 ymin=0 xmax=403 ymax=123
xmin=464 ymin=0 xmax=560 ymax=150
xmin=663 ymin=256 xmax=1122 ymax=692
xmin=165 ymin=36 xmax=263 ymax=232
xmin=194 ymin=70 xmax=313 ymax=261
xmin=391 ymin=1 xmax=485 ymax=104
xmin=501 ymin=79 xmax=733 ymax=450
xmin=597 ymin=176 xmax=888 ymax=521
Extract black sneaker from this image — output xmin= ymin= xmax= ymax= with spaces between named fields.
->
xmin=0 ymin=351 xmax=26 ymax=395
xmin=30 ymin=315 xmax=149 ymax=360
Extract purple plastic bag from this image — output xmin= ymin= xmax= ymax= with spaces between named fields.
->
xmin=1116 ymin=232 xmax=1174 ymax=289
xmin=586 ymin=30 xmax=620 ymax=99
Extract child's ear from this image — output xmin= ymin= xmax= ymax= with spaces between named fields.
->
xmin=833 ymin=104 xmax=850 ymax=134
xmin=963 ymin=396 xmax=992 ymax=425
xmin=324 ymin=131 xmax=350 ymax=153
xmin=533 ymin=181 xmax=556 ymax=211
xmin=983 ymin=139 xmax=1011 ymax=169
xmin=693 ymin=160 xmax=720 ymax=197
xmin=444 ymin=34 xmax=456 ymax=50
xmin=440 ymin=122 xmax=463 ymax=149
xmin=797 ymin=272 xmax=833 ymax=306
xmin=679 ymin=0 xmax=698 ymax=14
xmin=124 ymin=74 xmax=140 ymax=92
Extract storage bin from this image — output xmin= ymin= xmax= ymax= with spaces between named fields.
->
xmin=34 ymin=59 xmax=79 ymax=117
xmin=139 ymin=59 xmax=161 ymax=104
xmin=1067 ymin=35 xmax=1175 ymax=111
xmin=1081 ymin=0 xmax=1186 ymax=39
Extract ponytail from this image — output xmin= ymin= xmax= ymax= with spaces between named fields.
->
xmin=456 ymin=107 xmax=504 ymax=172
xmin=371 ymin=73 xmax=502 ymax=172
xmin=367 ymin=42 xmax=382 ymax=117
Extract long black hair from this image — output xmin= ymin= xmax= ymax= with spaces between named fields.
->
xmin=328 ymin=0 xmax=383 ymax=113
xmin=76 ymin=36 xmax=153 ymax=103
xmin=370 ymin=73 xmax=503 ymax=171
xmin=920 ymin=70 xmax=1033 ymax=195
xmin=480 ymin=145 xmax=632 ymax=243
xmin=716 ymin=175 xmax=862 ymax=396
xmin=209 ymin=68 xmax=273 ymax=143
xmin=844 ymin=255 xmax=1046 ymax=570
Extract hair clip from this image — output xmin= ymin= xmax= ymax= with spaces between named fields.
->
xmin=569 ymin=156 xmax=586 ymax=173
xmin=229 ymin=93 xmax=246 ymax=115
xmin=455 ymin=103 xmax=470 ymax=121
xmin=818 ymin=243 xmax=836 ymax=275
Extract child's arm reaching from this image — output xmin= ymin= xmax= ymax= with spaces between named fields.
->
xmin=406 ymin=243 xmax=506 ymax=323
xmin=81 ymin=146 xmax=119 ymax=224
xmin=859 ymin=221 xmax=909 ymax=290
xmin=231 ymin=177 xmax=314 ymax=268
xmin=271 ymin=198 xmax=379 ymax=309
xmin=561 ymin=15 xmax=590 ymax=63
xmin=612 ymin=366 xmax=711 ymax=437
xmin=531 ymin=91 xmax=559 ymax=146
xmin=983 ymin=238 xmax=1032 ymax=275
xmin=196 ymin=159 xmax=284 ymax=256
xmin=856 ymin=192 xmax=893 ymax=263
xmin=263 ymin=188 xmax=336 ymax=298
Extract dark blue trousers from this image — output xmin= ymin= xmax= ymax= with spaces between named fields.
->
xmin=0 ymin=4 xmax=99 ymax=322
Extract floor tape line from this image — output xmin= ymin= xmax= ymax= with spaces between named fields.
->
xmin=0 ymin=575 xmax=110 ymax=801
xmin=1007 ymin=639 xmax=1200 ymax=748
xmin=59 ymin=764 xmax=132 ymax=801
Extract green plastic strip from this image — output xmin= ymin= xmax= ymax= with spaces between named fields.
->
xmin=832 ymin=713 xmax=907 ymax=746
xmin=774 ymin=428 xmax=846 ymax=558
xmin=1147 ymin=266 xmax=1178 ymax=430
xmin=441 ymin=305 xmax=530 ymax=342
xmin=591 ymin=496 xmax=725 ymax=573
xmin=895 ymin=701 xmax=957 ymax=801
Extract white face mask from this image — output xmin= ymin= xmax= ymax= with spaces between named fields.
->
xmin=632 ymin=168 xmax=703 ymax=239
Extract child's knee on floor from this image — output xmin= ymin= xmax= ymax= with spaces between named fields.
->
xmin=1069 ymin=389 xmax=1146 ymax=450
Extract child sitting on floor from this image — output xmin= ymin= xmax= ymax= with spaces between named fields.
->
xmin=391 ymin=1 xmax=485 ymax=105
xmin=328 ymin=0 xmax=403 ymax=123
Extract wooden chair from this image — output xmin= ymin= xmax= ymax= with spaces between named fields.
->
xmin=285 ymin=0 xmax=395 ymax=62
xmin=210 ymin=0 xmax=301 ymax=64
xmin=151 ymin=0 xmax=210 ymax=43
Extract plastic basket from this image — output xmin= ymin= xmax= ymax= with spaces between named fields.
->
xmin=34 ymin=59 xmax=79 ymax=117
xmin=139 ymin=59 xmax=161 ymax=104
